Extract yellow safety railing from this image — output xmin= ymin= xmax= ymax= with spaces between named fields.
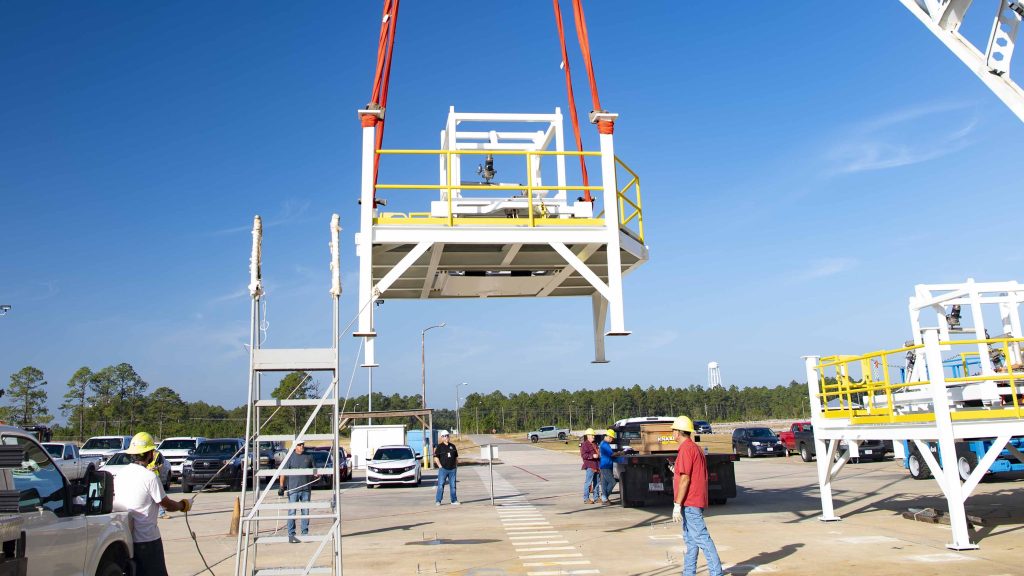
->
xmin=814 ymin=338 xmax=1024 ymax=425
xmin=372 ymin=149 xmax=643 ymax=241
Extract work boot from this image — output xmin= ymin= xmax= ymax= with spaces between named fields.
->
xmin=288 ymin=535 xmax=300 ymax=544
xmin=452 ymin=501 xmax=461 ymax=506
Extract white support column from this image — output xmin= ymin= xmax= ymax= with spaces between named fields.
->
xmin=372 ymin=241 xmax=433 ymax=296
xmin=356 ymin=120 xmax=377 ymax=367
xmin=805 ymin=356 xmax=840 ymax=521
xmin=598 ymin=130 xmax=629 ymax=336
xmin=591 ymin=293 xmax=609 ymax=364
xmin=922 ymin=328 xmax=978 ymax=550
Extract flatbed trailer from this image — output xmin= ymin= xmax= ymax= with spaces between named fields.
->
xmin=618 ymin=451 xmax=737 ymax=508
xmin=609 ymin=417 xmax=737 ymax=508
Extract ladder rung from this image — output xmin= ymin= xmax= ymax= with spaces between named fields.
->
xmin=257 ymin=468 xmax=334 ymax=476
xmin=251 ymin=348 xmax=338 ymax=372
xmin=255 ymin=534 xmax=332 ymax=545
xmin=256 ymin=434 xmax=336 ymax=442
xmin=255 ymin=399 xmax=338 ymax=407
xmin=252 ymin=565 xmax=329 ymax=569
xmin=248 ymin=501 xmax=334 ymax=510
xmin=249 ymin=513 xmax=338 ymax=521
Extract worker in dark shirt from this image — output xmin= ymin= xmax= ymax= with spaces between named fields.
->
xmin=278 ymin=441 xmax=318 ymax=543
xmin=433 ymin=431 xmax=459 ymax=506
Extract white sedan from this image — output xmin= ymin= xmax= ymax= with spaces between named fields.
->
xmin=366 ymin=445 xmax=421 ymax=488
xmin=100 ymin=452 xmax=172 ymax=490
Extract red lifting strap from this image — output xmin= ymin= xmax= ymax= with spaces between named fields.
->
xmin=552 ymin=0 xmax=592 ymax=202
xmin=366 ymin=0 xmax=401 ymax=201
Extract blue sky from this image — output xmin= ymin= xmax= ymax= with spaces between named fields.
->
xmin=2 ymin=2 xmax=1021 ymax=423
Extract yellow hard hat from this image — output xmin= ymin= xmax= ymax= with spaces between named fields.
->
xmin=125 ymin=432 xmax=157 ymax=455
xmin=605 ymin=428 xmax=616 ymax=438
xmin=584 ymin=428 xmax=595 ymax=436
xmin=671 ymin=416 xmax=695 ymax=434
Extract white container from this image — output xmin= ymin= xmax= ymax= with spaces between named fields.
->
xmin=350 ymin=425 xmax=406 ymax=469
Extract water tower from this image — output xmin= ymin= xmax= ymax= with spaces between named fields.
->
xmin=707 ymin=361 xmax=722 ymax=389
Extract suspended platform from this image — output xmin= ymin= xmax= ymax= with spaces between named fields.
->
xmin=355 ymin=107 xmax=649 ymax=366
xmin=804 ymin=279 xmax=1024 ymax=551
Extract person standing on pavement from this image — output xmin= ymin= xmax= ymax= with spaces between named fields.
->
xmin=112 ymin=432 xmax=192 ymax=576
xmin=433 ymin=431 xmax=460 ymax=506
xmin=580 ymin=428 xmax=600 ymax=504
xmin=278 ymin=441 xmax=317 ymax=544
xmin=670 ymin=416 xmax=724 ymax=576
xmin=598 ymin=428 xmax=623 ymax=505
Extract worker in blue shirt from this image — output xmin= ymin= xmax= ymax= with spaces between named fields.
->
xmin=598 ymin=428 xmax=624 ymax=505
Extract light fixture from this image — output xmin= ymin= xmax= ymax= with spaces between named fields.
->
xmin=0 ymin=305 xmax=10 ymax=316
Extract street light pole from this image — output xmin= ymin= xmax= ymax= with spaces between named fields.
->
xmin=456 ymin=382 xmax=469 ymax=438
xmin=420 ymin=323 xmax=445 ymax=467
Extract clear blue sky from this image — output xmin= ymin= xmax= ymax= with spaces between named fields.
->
xmin=2 ymin=2 xmax=1021 ymax=423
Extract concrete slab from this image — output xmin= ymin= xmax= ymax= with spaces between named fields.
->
xmin=159 ymin=434 xmax=1024 ymax=575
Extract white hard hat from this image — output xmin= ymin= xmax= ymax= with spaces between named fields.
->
xmin=438 ymin=430 xmax=450 ymax=436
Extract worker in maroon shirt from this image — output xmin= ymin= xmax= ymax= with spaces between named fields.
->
xmin=671 ymin=416 xmax=723 ymax=576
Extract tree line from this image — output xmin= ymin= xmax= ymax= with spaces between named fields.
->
xmin=5 ymin=364 xmax=814 ymax=442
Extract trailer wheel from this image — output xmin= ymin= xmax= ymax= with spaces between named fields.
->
xmin=530 ymin=435 xmax=539 ymax=443
xmin=908 ymin=452 xmax=931 ymax=480
xmin=956 ymin=444 xmax=979 ymax=483
xmin=799 ymin=443 xmax=812 ymax=462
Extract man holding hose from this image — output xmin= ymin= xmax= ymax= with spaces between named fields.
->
xmin=278 ymin=441 xmax=318 ymax=543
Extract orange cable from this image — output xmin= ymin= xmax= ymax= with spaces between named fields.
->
xmin=571 ymin=0 xmax=613 ymax=135
xmin=552 ymin=0 xmax=592 ymax=201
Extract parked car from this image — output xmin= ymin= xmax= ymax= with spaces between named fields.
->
xmin=80 ymin=435 xmax=132 ymax=464
xmin=307 ymin=447 xmax=353 ymax=488
xmin=794 ymin=425 xmax=888 ymax=463
xmin=156 ymin=436 xmax=205 ymax=482
xmin=181 ymin=438 xmax=245 ymax=493
xmin=694 ymin=420 xmax=713 ymax=434
xmin=366 ymin=445 xmax=421 ymax=488
xmin=527 ymin=426 xmax=570 ymax=443
xmin=2 ymin=425 xmax=133 ymax=575
xmin=42 ymin=442 xmax=103 ymax=483
xmin=100 ymin=452 xmax=172 ymax=490
xmin=732 ymin=427 xmax=786 ymax=458
xmin=779 ymin=422 xmax=813 ymax=454
xmin=249 ymin=440 xmax=285 ymax=470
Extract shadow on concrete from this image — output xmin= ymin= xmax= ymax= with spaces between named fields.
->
xmin=726 ymin=542 xmax=805 ymax=574
xmin=344 ymin=521 xmax=433 ymax=538
xmin=406 ymin=538 xmax=502 ymax=546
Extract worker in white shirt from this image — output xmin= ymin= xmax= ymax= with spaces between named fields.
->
xmin=112 ymin=432 xmax=192 ymax=576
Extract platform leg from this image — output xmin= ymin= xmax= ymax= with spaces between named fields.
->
xmin=598 ymin=132 xmax=628 ymax=336
xmin=815 ymin=437 xmax=841 ymax=522
xmin=591 ymin=293 xmax=608 ymax=363
xmin=357 ymin=123 xmax=377 ymax=367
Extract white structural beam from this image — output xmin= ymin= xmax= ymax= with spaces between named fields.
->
xmin=538 ymin=244 xmax=601 ymax=297
xmin=549 ymin=241 xmax=611 ymax=301
xmin=591 ymin=293 xmax=609 ymax=364
xmin=420 ymin=243 xmax=444 ymax=299
xmin=373 ymin=240 xmax=433 ymax=297
xmin=899 ymin=0 xmax=1024 ymax=122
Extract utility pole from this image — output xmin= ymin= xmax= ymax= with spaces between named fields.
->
xmin=421 ymin=322 xmax=445 ymax=464
xmin=475 ymin=404 xmax=479 ymax=435
xmin=612 ymin=400 xmax=615 ymax=423
xmin=590 ymin=404 xmax=594 ymax=428
xmin=501 ymin=404 xmax=505 ymax=432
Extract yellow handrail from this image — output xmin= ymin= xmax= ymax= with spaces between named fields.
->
xmin=371 ymin=148 xmax=644 ymax=239
xmin=814 ymin=337 xmax=1024 ymax=424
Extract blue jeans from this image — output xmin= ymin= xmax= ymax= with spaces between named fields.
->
xmin=682 ymin=506 xmax=723 ymax=576
xmin=287 ymin=490 xmax=310 ymax=536
xmin=583 ymin=468 xmax=599 ymax=501
xmin=599 ymin=468 xmax=615 ymax=502
xmin=435 ymin=467 xmax=457 ymax=503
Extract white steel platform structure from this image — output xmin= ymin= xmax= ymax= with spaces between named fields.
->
xmin=899 ymin=0 xmax=1024 ymax=121
xmin=804 ymin=279 xmax=1024 ymax=550
xmin=354 ymin=106 xmax=648 ymax=366
xmin=234 ymin=215 xmax=344 ymax=576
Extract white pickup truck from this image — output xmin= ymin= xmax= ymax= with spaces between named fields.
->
xmin=526 ymin=426 xmax=570 ymax=443
xmin=42 ymin=442 xmax=103 ymax=483
xmin=0 ymin=425 xmax=133 ymax=575
xmin=79 ymin=435 xmax=131 ymax=465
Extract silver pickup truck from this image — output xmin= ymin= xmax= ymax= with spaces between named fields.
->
xmin=526 ymin=426 xmax=570 ymax=443
xmin=42 ymin=442 xmax=103 ymax=483
xmin=2 ymin=426 xmax=133 ymax=575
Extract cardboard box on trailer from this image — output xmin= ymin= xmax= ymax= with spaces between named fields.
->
xmin=350 ymin=424 xmax=406 ymax=469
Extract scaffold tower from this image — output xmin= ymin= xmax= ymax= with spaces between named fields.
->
xmin=234 ymin=215 xmax=344 ymax=576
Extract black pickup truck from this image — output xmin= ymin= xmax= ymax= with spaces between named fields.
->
xmin=794 ymin=425 xmax=890 ymax=463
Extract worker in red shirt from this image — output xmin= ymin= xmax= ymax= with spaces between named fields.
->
xmin=671 ymin=416 xmax=723 ymax=576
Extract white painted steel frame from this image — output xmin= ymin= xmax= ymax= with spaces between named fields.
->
xmin=234 ymin=216 xmax=344 ymax=576
xmin=899 ymin=0 xmax=1024 ymax=122
xmin=804 ymin=326 xmax=1024 ymax=550
xmin=355 ymin=108 xmax=648 ymax=367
